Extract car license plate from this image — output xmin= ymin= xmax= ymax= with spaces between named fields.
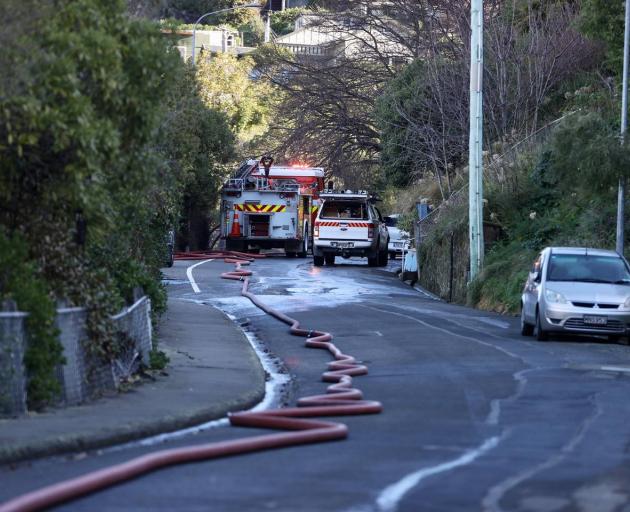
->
xmin=337 ymin=242 xmax=353 ymax=249
xmin=395 ymin=242 xmax=403 ymax=248
xmin=583 ymin=315 xmax=607 ymax=326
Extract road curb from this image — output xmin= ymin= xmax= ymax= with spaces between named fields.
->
xmin=0 ymin=299 xmax=267 ymax=466
xmin=0 ymin=390 xmax=264 ymax=466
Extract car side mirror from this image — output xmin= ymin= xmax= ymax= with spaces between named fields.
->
xmin=532 ymin=271 xmax=541 ymax=283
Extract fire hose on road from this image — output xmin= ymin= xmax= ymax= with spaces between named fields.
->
xmin=0 ymin=252 xmax=382 ymax=512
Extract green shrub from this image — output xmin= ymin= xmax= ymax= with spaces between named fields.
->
xmin=0 ymin=233 xmax=64 ymax=409
xmin=0 ymin=0 xmax=237 ymax=406
xmin=149 ymin=349 xmax=170 ymax=370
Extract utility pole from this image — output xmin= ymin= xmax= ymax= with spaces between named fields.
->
xmin=468 ymin=0 xmax=484 ymax=281
xmin=265 ymin=8 xmax=272 ymax=43
xmin=617 ymin=0 xmax=630 ymax=255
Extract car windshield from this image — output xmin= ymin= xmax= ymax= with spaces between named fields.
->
xmin=546 ymin=254 xmax=630 ymax=284
xmin=321 ymin=201 xmax=368 ymax=220
xmin=384 ymin=216 xmax=397 ymax=228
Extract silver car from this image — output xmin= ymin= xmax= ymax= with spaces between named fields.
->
xmin=521 ymin=247 xmax=630 ymax=341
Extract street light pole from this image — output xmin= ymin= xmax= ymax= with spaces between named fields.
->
xmin=617 ymin=0 xmax=630 ymax=255
xmin=469 ymin=0 xmax=484 ymax=281
xmin=192 ymin=3 xmax=261 ymax=66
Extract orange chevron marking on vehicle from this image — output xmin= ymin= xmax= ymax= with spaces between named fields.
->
xmin=234 ymin=204 xmax=286 ymax=213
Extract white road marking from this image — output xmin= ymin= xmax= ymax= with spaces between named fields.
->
xmin=482 ymin=394 xmax=602 ymax=512
xmin=376 ymin=436 xmax=501 ymax=512
xmin=186 ymin=259 xmax=214 ymax=293
xmin=374 ymin=331 xmax=383 ymax=337
xmin=599 ymin=365 xmax=630 ymax=373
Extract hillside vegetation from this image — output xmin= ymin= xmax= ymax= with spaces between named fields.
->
xmin=414 ymin=0 xmax=630 ymax=312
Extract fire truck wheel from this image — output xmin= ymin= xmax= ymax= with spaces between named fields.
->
xmin=314 ymin=255 xmax=324 ymax=267
xmin=325 ymin=254 xmax=335 ymax=266
xmin=297 ymin=230 xmax=309 ymax=258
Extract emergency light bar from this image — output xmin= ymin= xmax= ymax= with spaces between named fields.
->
xmin=321 ymin=189 xmax=369 ymax=198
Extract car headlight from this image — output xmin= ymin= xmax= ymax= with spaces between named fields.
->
xmin=544 ymin=288 xmax=568 ymax=304
xmin=623 ymin=296 xmax=630 ymax=309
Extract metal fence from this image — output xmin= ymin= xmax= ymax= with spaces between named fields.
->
xmin=0 ymin=296 xmax=153 ymax=417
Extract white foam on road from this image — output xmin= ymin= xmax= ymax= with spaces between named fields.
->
xmin=375 ymin=436 xmax=502 ymax=512
xmin=102 ymin=303 xmax=288 ymax=453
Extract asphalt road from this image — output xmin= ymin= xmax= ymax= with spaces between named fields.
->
xmin=3 ymin=255 xmax=630 ymax=512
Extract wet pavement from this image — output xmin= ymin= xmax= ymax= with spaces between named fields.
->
xmin=3 ymin=255 xmax=630 ymax=512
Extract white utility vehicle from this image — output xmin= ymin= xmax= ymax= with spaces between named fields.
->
xmin=313 ymin=190 xmax=389 ymax=267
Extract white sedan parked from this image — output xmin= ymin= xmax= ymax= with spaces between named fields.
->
xmin=384 ymin=215 xmax=411 ymax=260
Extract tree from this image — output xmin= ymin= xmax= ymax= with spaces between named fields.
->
xmin=0 ymin=0 xmax=235 ymax=406
xmin=579 ymin=0 xmax=625 ymax=73
xmin=196 ymin=53 xmax=275 ymax=142
xmin=162 ymin=0 xmax=262 ymax=24
xmin=374 ymin=1 xmax=598 ymax=195
xmin=161 ymin=68 xmax=235 ymax=250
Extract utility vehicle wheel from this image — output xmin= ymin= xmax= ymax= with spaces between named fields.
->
xmin=378 ymin=248 xmax=388 ymax=267
xmin=313 ymin=255 xmax=324 ymax=267
xmin=325 ymin=254 xmax=335 ymax=266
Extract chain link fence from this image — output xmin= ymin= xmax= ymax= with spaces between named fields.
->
xmin=0 ymin=295 xmax=153 ymax=417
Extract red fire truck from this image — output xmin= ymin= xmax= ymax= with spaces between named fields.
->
xmin=220 ymin=158 xmax=325 ymax=256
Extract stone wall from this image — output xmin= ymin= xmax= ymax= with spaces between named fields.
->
xmin=0 ymin=296 xmax=153 ymax=417
xmin=0 ymin=303 xmax=28 ymax=416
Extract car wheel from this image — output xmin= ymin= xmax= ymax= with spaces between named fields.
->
xmin=520 ymin=306 xmax=534 ymax=336
xmin=367 ymin=254 xmax=378 ymax=267
xmin=313 ymin=255 xmax=324 ymax=267
xmin=534 ymin=308 xmax=549 ymax=341
xmin=389 ymin=252 xmax=396 ymax=260
xmin=325 ymin=254 xmax=335 ymax=266
xmin=286 ymin=251 xmax=297 ymax=258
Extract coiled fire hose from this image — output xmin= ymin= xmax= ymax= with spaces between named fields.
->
xmin=0 ymin=251 xmax=382 ymax=512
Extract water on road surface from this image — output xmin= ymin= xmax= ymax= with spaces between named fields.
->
xmin=3 ymin=255 xmax=630 ymax=512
